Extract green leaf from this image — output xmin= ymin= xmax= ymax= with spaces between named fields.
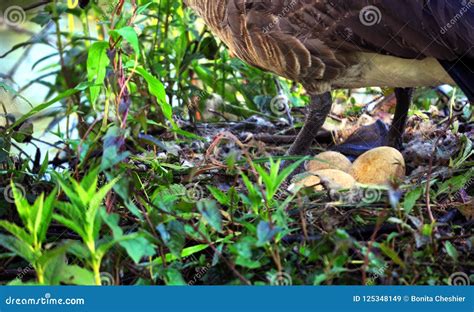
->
xmin=157 ymin=221 xmax=185 ymax=258
xmin=7 ymin=279 xmax=38 ymax=286
xmin=207 ymin=186 xmax=229 ymax=206
xmin=240 ymin=172 xmax=262 ymax=213
xmin=54 ymin=173 xmax=86 ymax=211
xmin=53 ymin=177 xmax=86 ymax=211
xmin=135 ymin=67 xmax=171 ymax=121
xmin=55 ymin=202 xmax=84 ymax=230
xmin=120 ymin=236 xmax=155 ymax=264
xmin=111 ymin=26 xmax=140 ymax=55
xmin=86 ymin=177 xmax=120 ymax=235
xmin=30 ymin=192 xmax=46 ymax=239
xmin=67 ymin=241 xmax=91 ymax=260
xmin=11 ymin=182 xmax=33 ymax=232
xmin=232 ymin=237 xmax=261 ymax=269
xmin=101 ymin=126 xmax=131 ymax=171
xmin=96 ymin=238 xmax=120 ymax=261
xmin=0 ymin=234 xmax=36 ymax=262
xmin=403 ymin=188 xmax=422 ymax=214
xmin=81 ymin=167 xmax=100 ymax=195
xmin=30 ymin=11 xmax=52 ymax=26
xmin=61 ymin=265 xmax=95 ymax=285
xmin=53 ymin=214 xmax=86 ymax=241
xmin=255 ymin=158 xmax=306 ymax=201
xmin=149 ymin=244 xmax=210 ymax=266
xmin=379 ymin=243 xmax=405 ymax=268
xmin=313 ymin=273 xmax=328 ymax=285
xmin=235 ymin=256 xmax=261 ymax=269
xmin=173 ymin=127 xmax=204 ymax=140
xmin=422 ymin=223 xmax=434 ymax=236
xmin=41 ymin=247 xmax=68 ymax=285
xmin=87 ymin=41 xmax=110 ymax=108
xmin=256 ymin=221 xmax=280 ymax=246
xmin=136 ymin=2 xmax=153 ymax=15
xmin=100 ymin=209 xmax=123 ymax=238
xmin=0 ymin=136 xmax=11 ymax=163
xmin=35 ymin=189 xmax=57 ymax=245
xmin=70 ymin=179 xmax=91 ymax=205
xmin=163 ymin=268 xmax=186 ymax=285
xmin=100 ymin=209 xmax=154 ymax=263
xmin=197 ymin=200 xmax=222 ymax=232
xmin=436 ymin=175 xmax=469 ymax=198
xmin=444 ymin=241 xmax=459 ymax=262
xmin=0 ymin=221 xmax=32 ymax=245
xmin=39 ymin=152 xmax=49 ymax=176
xmin=274 ymin=158 xmax=306 ymax=191
xmin=106 ymin=171 xmax=143 ymax=220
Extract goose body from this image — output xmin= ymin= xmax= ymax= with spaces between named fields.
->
xmin=186 ymin=0 xmax=473 ymax=97
xmin=186 ymin=0 xmax=474 ymax=156
xmin=330 ymin=53 xmax=454 ymax=90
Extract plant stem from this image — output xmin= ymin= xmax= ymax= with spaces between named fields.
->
xmin=36 ymin=265 xmax=45 ymax=285
xmin=92 ymin=260 xmax=101 ymax=285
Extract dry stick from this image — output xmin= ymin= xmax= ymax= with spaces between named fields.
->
xmin=299 ymin=207 xmax=309 ymax=243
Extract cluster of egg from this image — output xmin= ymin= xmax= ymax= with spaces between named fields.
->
xmin=295 ymin=147 xmax=406 ymax=191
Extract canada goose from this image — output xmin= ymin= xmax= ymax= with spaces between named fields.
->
xmin=185 ymin=0 xmax=474 ymax=155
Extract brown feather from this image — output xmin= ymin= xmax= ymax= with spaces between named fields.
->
xmin=185 ymin=0 xmax=473 ymax=93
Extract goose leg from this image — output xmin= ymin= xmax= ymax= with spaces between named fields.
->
xmin=287 ymin=92 xmax=332 ymax=156
xmin=386 ymin=88 xmax=414 ymax=149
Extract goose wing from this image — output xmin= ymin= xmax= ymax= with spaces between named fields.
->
xmin=223 ymin=1 xmax=473 ymax=89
